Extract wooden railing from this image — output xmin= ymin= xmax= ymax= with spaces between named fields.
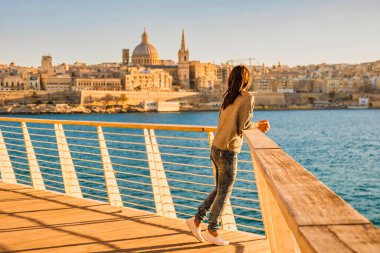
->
xmin=244 ymin=129 xmax=380 ymax=253
xmin=0 ymin=117 xmax=263 ymax=234
xmin=1 ymin=117 xmax=379 ymax=252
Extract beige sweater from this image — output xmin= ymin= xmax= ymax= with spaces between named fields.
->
xmin=212 ymin=91 xmax=255 ymax=153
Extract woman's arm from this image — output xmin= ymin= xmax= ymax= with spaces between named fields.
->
xmin=241 ymin=94 xmax=270 ymax=133
xmin=241 ymin=95 xmax=256 ymax=130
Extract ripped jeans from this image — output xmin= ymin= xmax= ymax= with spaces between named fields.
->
xmin=195 ymin=145 xmax=237 ymax=232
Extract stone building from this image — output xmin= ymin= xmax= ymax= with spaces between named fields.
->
xmin=132 ymin=29 xmax=160 ymax=65
xmin=215 ymin=64 xmax=233 ymax=91
xmin=122 ymin=49 xmax=130 ymax=65
xmin=0 ymin=74 xmax=26 ymax=90
xmin=73 ymin=78 xmax=121 ymax=91
xmin=123 ymin=67 xmax=172 ymax=91
xmin=189 ymin=61 xmax=218 ymax=92
xmin=41 ymin=55 xmax=52 ymax=72
xmin=28 ymin=74 xmax=40 ymax=90
xmin=276 ymin=78 xmax=294 ymax=93
xmin=177 ymin=30 xmax=190 ymax=90
xmin=253 ymin=78 xmax=273 ymax=92
xmin=40 ymin=73 xmax=72 ymax=91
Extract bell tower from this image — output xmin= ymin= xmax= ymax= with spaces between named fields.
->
xmin=178 ymin=29 xmax=190 ymax=90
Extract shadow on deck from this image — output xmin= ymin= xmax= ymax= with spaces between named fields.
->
xmin=0 ymin=182 xmax=269 ymax=253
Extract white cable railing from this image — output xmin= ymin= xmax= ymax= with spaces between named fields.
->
xmin=0 ymin=117 xmax=264 ymax=235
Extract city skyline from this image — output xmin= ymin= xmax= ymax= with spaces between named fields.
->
xmin=1 ymin=0 xmax=379 ymax=67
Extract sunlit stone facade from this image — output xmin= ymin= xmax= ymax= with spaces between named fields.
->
xmin=73 ymin=78 xmax=121 ymax=91
xmin=41 ymin=73 xmax=72 ymax=91
xmin=123 ymin=67 xmax=172 ymax=91
xmin=132 ymin=29 xmax=160 ymax=65
xmin=178 ymin=30 xmax=190 ymax=90
xmin=0 ymin=75 xmax=26 ymax=90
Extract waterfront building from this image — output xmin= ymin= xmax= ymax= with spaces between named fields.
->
xmin=292 ymin=79 xmax=315 ymax=93
xmin=141 ymin=101 xmax=180 ymax=112
xmin=73 ymin=78 xmax=122 ymax=91
xmin=40 ymin=73 xmax=72 ymax=91
xmin=0 ymin=65 xmax=9 ymax=75
xmin=276 ymin=78 xmax=294 ymax=93
xmin=132 ymin=29 xmax=160 ymax=65
xmin=189 ymin=61 xmax=218 ymax=92
xmin=122 ymin=49 xmax=130 ymax=65
xmin=123 ymin=67 xmax=172 ymax=91
xmin=324 ymin=78 xmax=358 ymax=93
xmin=253 ymin=78 xmax=272 ymax=92
xmin=177 ymin=30 xmax=190 ymax=90
xmin=214 ymin=64 xmax=232 ymax=91
xmin=148 ymin=65 xmax=179 ymax=87
xmin=313 ymin=79 xmax=325 ymax=93
xmin=41 ymin=55 xmax=52 ymax=72
xmin=376 ymin=78 xmax=380 ymax=90
xmin=0 ymin=74 xmax=26 ymax=91
xmin=53 ymin=63 xmax=70 ymax=74
xmin=27 ymin=74 xmax=40 ymax=90
xmin=160 ymin=60 xmax=176 ymax=66
xmin=71 ymin=68 xmax=93 ymax=78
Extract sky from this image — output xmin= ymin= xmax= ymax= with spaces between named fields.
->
xmin=0 ymin=0 xmax=379 ymax=67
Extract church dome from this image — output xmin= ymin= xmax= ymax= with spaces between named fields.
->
xmin=132 ymin=29 xmax=160 ymax=65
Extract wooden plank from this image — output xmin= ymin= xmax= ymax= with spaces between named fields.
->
xmin=0 ymin=181 xmax=269 ymax=253
xmin=252 ymin=154 xmax=276 ymax=251
xmin=254 ymin=148 xmax=369 ymax=227
xmin=328 ymin=224 xmax=380 ymax=253
xmin=243 ymin=129 xmax=281 ymax=150
xmin=263 ymin=170 xmax=300 ymax=253
xmin=298 ymin=226 xmax=352 ymax=253
xmin=299 ymin=224 xmax=380 ymax=253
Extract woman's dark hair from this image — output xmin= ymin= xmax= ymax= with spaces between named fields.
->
xmin=221 ymin=65 xmax=252 ymax=110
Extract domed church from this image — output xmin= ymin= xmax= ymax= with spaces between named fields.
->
xmin=132 ymin=29 xmax=160 ymax=65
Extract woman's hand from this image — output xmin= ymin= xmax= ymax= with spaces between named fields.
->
xmin=257 ymin=120 xmax=270 ymax=133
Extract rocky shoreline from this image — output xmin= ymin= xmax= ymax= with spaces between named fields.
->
xmin=0 ymin=103 xmax=220 ymax=114
xmin=0 ymin=103 xmax=376 ymax=115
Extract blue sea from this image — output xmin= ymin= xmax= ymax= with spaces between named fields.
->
xmin=0 ymin=109 xmax=379 ymax=233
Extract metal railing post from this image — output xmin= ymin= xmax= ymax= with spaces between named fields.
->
xmin=150 ymin=129 xmax=176 ymax=218
xmin=97 ymin=126 xmax=123 ymax=207
xmin=0 ymin=128 xmax=17 ymax=184
xmin=207 ymin=132 xmax=237 ymax=231
xmin=144 ymin=129 xmax=176 ymax=218
xmin=21 ymin=122 xmax=45 ymax=190
xmin=145 ymin=128 xmax=164 ymax=216
xmin=55 ymin=124 xmax=82 ymax=198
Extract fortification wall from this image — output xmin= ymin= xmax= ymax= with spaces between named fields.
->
xmin=0 ymin=91 xmax=81 ymax=105
xmin=81 ymin=91 xmax=206 ymax=105
xmin=254 ymin=92 xmax=286 ymax=105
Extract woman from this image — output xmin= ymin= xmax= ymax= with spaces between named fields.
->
xmin=186 ymin=65 xmax=270 ymax=246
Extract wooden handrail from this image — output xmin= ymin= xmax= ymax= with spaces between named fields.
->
xmin=244 ymin=129 xmax=380 ymax=253
xmin=0 ymin=117 xmax=217 ymax=132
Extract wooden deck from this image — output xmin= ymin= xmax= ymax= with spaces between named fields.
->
xmin=0 ymin=182 xmax=269 ymax=253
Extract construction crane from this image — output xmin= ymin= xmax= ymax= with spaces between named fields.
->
xmin=226 ymin=57 xmax=255 ymax=66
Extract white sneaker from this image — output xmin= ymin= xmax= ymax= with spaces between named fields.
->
xmin=186 ymin=218 xmax=204 ymax=242
xmin=203 ymin=230 xmax=230 ymax=246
